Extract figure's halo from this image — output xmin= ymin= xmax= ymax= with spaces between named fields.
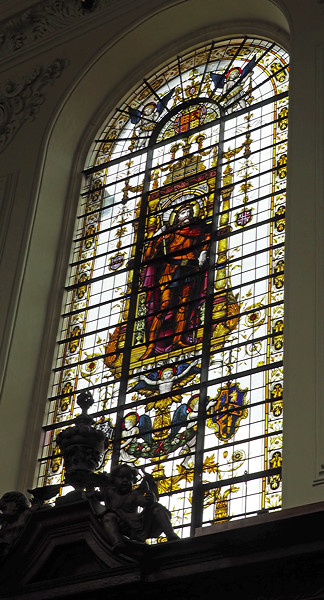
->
xmin=169 ymin=200 xmax=200 ymax=226
xmin=226 ymin=66 xmax=241 ymax=79
xmin=161 ymin=192 xmax=204 ymax=225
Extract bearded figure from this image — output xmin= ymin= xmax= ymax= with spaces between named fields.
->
xmin=141 ymin=197 xmax=210 ymax=360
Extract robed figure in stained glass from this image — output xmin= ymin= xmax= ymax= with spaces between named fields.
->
xmin=140 ymin=196 xmax=210 ymax=359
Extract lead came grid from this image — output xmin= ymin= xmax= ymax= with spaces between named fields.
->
xmin=37 ymin=37 xmax=288 ymax=539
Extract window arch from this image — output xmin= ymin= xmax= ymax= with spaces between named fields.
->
xmin=38 ymin=37 xmax=288 ymax=538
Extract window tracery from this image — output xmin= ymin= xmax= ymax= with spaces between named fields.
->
xmin=38 ymin=37 xmax=289 ymax=538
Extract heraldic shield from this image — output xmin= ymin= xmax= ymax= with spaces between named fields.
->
xmin=207 ymin=383 xmax=248 ymax=442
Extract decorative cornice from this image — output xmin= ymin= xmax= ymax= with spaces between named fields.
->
xmin=0 ymin=57 xmax=68 ymax=152
xmin=0 ymin=0 xmax=114 ymax=64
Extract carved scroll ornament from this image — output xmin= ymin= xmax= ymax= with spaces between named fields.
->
xmin=0 ymin=57 xmax=68 ymax=152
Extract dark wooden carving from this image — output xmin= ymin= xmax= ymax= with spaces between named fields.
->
xmin=1 ymin=501 xmax=324 ymax=599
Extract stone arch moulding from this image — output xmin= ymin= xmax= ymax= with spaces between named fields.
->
xmin=4 ymin=0 xmax=290 ymax=495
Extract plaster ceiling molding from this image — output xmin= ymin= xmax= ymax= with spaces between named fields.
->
xmin=0 ymin=0 xmax=117 ymax=65
xmin=0 ymin=57 xmax=68 ymax=152
xmin=0 ymin=1 xmax=40 ymax=22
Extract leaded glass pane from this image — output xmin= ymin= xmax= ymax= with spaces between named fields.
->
xmin=37 ymin=37 xmax=288 ymax=537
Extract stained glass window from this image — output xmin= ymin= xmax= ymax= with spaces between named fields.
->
xmin=37 ymin=37 xmax=288 ymax=538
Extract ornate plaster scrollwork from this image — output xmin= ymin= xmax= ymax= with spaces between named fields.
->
xmin=0 ymin=57 xmax=68 ymax=152
xmin=0 ymin=0 xmax=114 ymax=61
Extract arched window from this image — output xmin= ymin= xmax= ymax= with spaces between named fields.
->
xmin=38 ymin=37 xmax=288 ymax=538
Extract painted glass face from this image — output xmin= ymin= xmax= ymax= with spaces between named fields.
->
xmin=38 ymin=37 xmax=288 ymax=538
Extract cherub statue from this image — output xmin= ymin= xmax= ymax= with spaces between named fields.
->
xmin=99 ymin=464 xmax=179 ymax=552
xmin=0 ymin=492 xmax=30 ymax=560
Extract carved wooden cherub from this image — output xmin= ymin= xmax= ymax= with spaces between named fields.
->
xmin=0 ymin=492 xmax=30 ymax=560
xmin=99 ymin=464 xmax=179 ymax=552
